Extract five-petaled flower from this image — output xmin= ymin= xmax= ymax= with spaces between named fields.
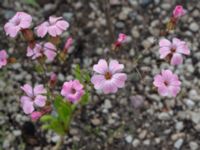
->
xmin=27 ymin=42 xmax=57 ymax=61
xmin=159 ymin=38 xmax=190 ymax=65
xmin=0 ymin=50 xmax=8 ymax=68
xmin=91 ymin=59 xmax=127 ymax=94
xmin=36 ymin=16 xmax=69 ymax=38
xmin=61 ymin=80 xmax=85 ymax=103
xmin=4 ymin=12 xmax=32 ymax=38
xmin=153 ymin=69 xmax=181 ymax=97
xmin=173 ymin=5 xmax=186 ymax=19
xmin=20 ymin=84 xmax=47 ymax=114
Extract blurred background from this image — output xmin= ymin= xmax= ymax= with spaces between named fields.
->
xmin=0 ymin=0 xmax=200 ymax=149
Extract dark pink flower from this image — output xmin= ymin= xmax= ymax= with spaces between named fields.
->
xmin=20 ymin=84 xmax=47 ymax=114
xmin=173 ymin=5 xmax=186 ymax=19
xmin=153 ymin=70 xmax=181 ymax=97
xmin=114 ymin=33 xmax=128 ymax=47
xmin=64 ymin=37 xmax=73 ymax=52
xmin=36 ymin=16 xmax=69 ymax=37
xmin=4 ymin=12 xmax=32 ymax=38
xmin=61 ymin=80 xmax=84 ymax=103
xmin=159 ymin=38 xmax=190 ymax=65
xmin=0 ymin=50 xmax=8 ymax=68
xmin=30 ymin=111 xmax=42 ymax=121
xmin=91 ymin=59 xmax=127 ymax=94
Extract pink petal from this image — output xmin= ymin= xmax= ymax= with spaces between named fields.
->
xmin=73 ymin=80 xmax=83 ymax=90
xmin=21 ymin=96 xmax=34 ymax=114
xmin=153 ymin=74 xmax=165 ymax=87
xmin=109 ymin=60 xmax=124 ymax=74
xmin=91 ymin=75 xmax=105 ymax=89
xmin=157 ymin=85 xmax=169 ymax=96
xmin=169 ymin=86 xmax=180 ymax=97
xmin=21 ymin=84 xmax=33 ymax=97
xmin=34 ymin=95 xmax=46 ymax=107
xmin=159 ymin=39 xmax=171 ymax=47
xmin=170 ymin=53 xmax=183 ymax=65
xmin=176 ymin=44 xmax=190 ymax=55
xmin=36 ymin=22 xmax=49 ymax=37
xmin=48 ymin=26 xmax=57 ymax=37
xmin=56 ymin=20 xmax=69 ymax=30
xmin=93 ymin=59 xmax=108 ymax=74
xmin=112 ymin=73 xmax=127 ymax=88
xmin=34 ymin=84 xmax=46 ymax=95
xmin=159 ymin=47 xmax=171 ymax=59
xmin=102 ymin=80 xmax=118 ymax=94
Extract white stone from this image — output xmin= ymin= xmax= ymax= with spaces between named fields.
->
xmin=189 ymin=22 xmax=199 ymax=32
xmin=125 ymin=135 xmax=133 ymax=143
xmin=175 ymin=122 xmax=184 ymax=131
xmin=158 ymin=112 xmax=170 ymax=120
xmin=132 ymin=139 xmax=140 ymax=147
xmin=174 ymin=139 xmax=184 ymax=149
xmin=189 ymin=141 xmax=199 ymax=150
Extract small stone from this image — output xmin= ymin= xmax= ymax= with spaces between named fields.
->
xmin=103 ymin=99 xmax=112 ymax=109
xmin=185 ymin=99 xmax=195 ymax=108
xmin=175 ymin=122 xmax=184 ymax=131
xmin=115 ymin=22 xmax=125 ymax=29
xmin=91 ymin=118 xmax=101 ymax=126
xmin=143 ymin=139 xmax=150 ymax=145
xmin=51 ymin=135 xmax=60 ymax=143
xmin=189 ymin=141 xmax=198 ymax=150
xmin=191 ymin=112 xmax=200 ymax=124
xmin=13 ymin=130 xmax=21 ymax=136
xmin=131 ymin=28 xmax=140 ymax=38
xmin=125 ymin=135 xmax=133 ymax=143
xmin=158 ymin=112 xmax=170 ymax=120
xmin=139 ymin=130 xmax=147 ymax=139
xmin=189 ymin=22 xmax=199 ymax=32
xmin=174 ymin=139 xmax=184 ymax=149
xmin=132 ymin=139 xmax=140 ymax=147
xmin=130 ymin=95 xmax=144 ymax=108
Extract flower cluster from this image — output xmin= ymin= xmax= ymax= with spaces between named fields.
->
xmin=154 ymin=5 xmax=190 ymax=97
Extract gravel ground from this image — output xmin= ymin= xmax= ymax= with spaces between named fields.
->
xmin=0 ymin=0 xmax=200 ymax=150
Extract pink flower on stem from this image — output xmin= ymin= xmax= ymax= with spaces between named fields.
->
xmin=30 ymin=111 xmax=42 ymax=121
xmin=61 ymin=80 xmax=85 ymax=103
xmin=159 ymin=38 xmax=190 ymax=65
xmin=49 ymin=72 xmax=57 ymax=87
xmin=153 ymin=70 xmax=181 ymax=97
xmin=27 ymin=42 xmax=57 ymax=61
xmin=36 ymin=16 xmax=69 ymax=38
xmin=64 ymin=37 xmax=73 ymax=53
xmin=173 ymin=5 xmax=186 ymax=19
xmin=20 ymin=84 xmax=47 ymax=114
xmin=0 ymin=50 xmax=8 ymax=68
xmin=114 ymin=33 xmax=127 ymax=47
xmin=4 ymin=12 xmax=32 ymax=38
xmin=91 ymin=59 xmax=127 ymax=94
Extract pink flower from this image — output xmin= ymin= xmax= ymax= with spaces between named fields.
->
xmin=159 ymin=38 xmax=190 ymax=65
xmin=27 ymin=42 xmax=57 ymax=61
xmin=20 ymin=84 xmax=47 ymax=114
xmin=36 ymin=16 xmax=69 ymax=37
xmin=173 ymin=5 xmax=186 ymax=19
xmin=64 ymin=37 xmax=73 ymax=52
xmin=0 ymin=50 xmax=8 ymax=68
xmin=49 ymin=72 xmax=57 ymax=87
xmin=4 ymin=12 xmax=32 ymax=38
xmin=91 ymin=59 xmax=127 ymax=94
xmin=153 ymin=70 xmax=181 ymax=97
xmin=61 ymin=80 xmax=84 ymax=103
xmin=114 ymin=33 xmax=128 ymax=47
xmin=30 ymin=111 xmax=42 ymax=121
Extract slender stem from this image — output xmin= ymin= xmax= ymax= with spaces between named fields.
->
xmin=104 ymin=0 xmax=115 ymax=43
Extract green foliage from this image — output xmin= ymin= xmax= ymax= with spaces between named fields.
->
xmin=23 ymin=0 xmax=39 ymax=7
xmin=40 ymin=96 xmax=74 ymax=135
xmin=73 ymin=65 xmax=91 ymax=84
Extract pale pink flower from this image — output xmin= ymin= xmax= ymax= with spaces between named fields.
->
xmin=30 ymin=111 xmax=42 ymax=121
xmin=173 ymin=5 xmax=186 ymax=19
xmin=27 ymin=42 xmax=57 ymax=61
xmin=64 ymin=37 xmax=73 ymax=51
xmin=61 ymin=80 xmax=84 ymax=103
xmin=20 ymin=84 xmax=47 ymax=114
xmin=159 ymin=38 xmax=190 ymax=65
xmin=4 ymin=12 xmax=32 ymax=38
xmin=0 ymin=50 xmax=8 ymax=68
xmin=36 ymin=16 xmax=69 ymax=37
xmin=153 ymin=70 xmax=181 ymax=97
xmin=114 ymin=33 xmax=128 ymax=47
xmin=91 ymin=59 xmax=127 ymax=94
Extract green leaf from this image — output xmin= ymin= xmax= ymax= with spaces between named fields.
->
xmin=35 ymin=65 xmax=43 ymax=73
xmin=73 ymin=65 xmax=82 ymax=82
xmin=50 ymin=119 xmax=66 ymax=135
xmin=40 ymin=115 xmax=54 ymax=122
xmin=23 ymin=0 xmax=39 ymax=7
xmin=80 ymin=91 xmax=90 ymax=105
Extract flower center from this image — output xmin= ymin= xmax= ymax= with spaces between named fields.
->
xmin=71 ymin=88 xmax=76 ymax=94
xmin=164 ymin=81 xmax=169 ymax=86
xmin=171 ymin=48 xmax=176 ymax=53
xmin=14 ymin=19 xmax=21 ymax=26
xmin=105 ymin=72 xmax=112 ymax=80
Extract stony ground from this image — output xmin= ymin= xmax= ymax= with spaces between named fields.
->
xmin=0 ymin=0 xmax=200 ymax=150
